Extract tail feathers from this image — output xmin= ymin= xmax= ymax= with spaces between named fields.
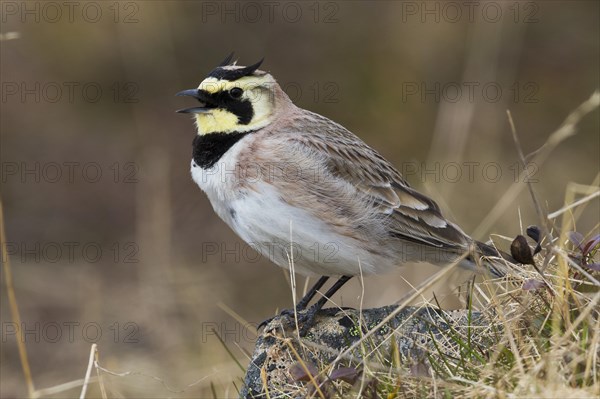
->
xmin=471 ymin=241 xmax=517 ymax=277
xmin=476 ymin=241 xmax=516 ymax=262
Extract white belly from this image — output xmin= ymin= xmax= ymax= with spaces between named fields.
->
xmin=190 ymin=144 xmax=388 ymax=276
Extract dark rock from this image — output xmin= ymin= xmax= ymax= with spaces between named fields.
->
xmin=240 ymin=306 xmax=495 ymax=398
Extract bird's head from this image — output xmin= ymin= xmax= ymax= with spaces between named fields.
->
xmin=177 ymin=54 xmax=285 ymax=135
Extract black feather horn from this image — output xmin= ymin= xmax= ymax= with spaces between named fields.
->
xmin=207 ymin=57 xmax=265 ymax=81
xmin=219 ymin=52 xmax=235 ymax=67
xmin=237 ymin=58 xmax=264 ymax=76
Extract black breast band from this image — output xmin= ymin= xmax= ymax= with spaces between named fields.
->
xmin=192 ymin=132 xmax=251 ymax=169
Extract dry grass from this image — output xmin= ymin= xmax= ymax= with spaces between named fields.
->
xmin=243 ymin=92 xmax=600 ymax=398
xmin=254 ymin=192 xmax=599 ymax=398
xmin=2 ymin=88 xmax=598 ymax=399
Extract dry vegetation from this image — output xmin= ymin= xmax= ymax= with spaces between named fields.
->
xmin=270 ymin=241 xmax=600 ymax=398
xmin=239 ymin=230 xmax=600 ymax=397
xmin=236 ymin=92 xmax=600 ymax=399
xmin=3 ymin=94 xmax=598 ymax=399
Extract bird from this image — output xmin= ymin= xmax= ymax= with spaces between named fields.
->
xmin=176 ymin=54 xmax=513 ymax=330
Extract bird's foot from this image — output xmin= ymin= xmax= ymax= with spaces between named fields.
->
xmin=259 ymin=305 xmax=356 ymax=336
xmin=257 ymin=305 xmax=320 ymax=336
xmin=257 ymin=310 xmax=289 ymax=331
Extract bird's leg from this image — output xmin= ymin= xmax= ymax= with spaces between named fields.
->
xmin=308 ymin=275 xmax=352 ymax=313
xmin=295 ymin=275 xmax=329 ymax=311
xmin=258 ymin=275 xmax=354 ymax=332
xmin=258 ymin=276 xmax=329 ymax=330
xmin=297 ymin=275 xmax=353 ymax=336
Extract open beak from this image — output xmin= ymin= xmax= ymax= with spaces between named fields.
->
xmin=176 ymin=89 xmax=214 ymax=114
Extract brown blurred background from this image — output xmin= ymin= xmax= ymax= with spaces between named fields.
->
xmin=1 ymin=1 xmax=598 ymax=398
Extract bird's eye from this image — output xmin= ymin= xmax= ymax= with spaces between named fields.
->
xmin=229 ymin=88 xmax=243 ymax=99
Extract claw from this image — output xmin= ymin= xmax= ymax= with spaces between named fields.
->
xmin=257 ymin=305 xmax=321 ymax=336
xmin=257 ymin=308 xmax=298 ymax=331
xmin=257 ymin=276 xmax=353 ymax=336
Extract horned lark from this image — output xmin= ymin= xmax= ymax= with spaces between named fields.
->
xmin=177 ymin=55 xmax=512 ymax=324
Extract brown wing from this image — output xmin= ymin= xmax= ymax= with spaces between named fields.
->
xmin=287 ymin=112 xmax=472 ymax=251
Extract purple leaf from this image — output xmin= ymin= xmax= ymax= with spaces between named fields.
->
xmin=290 ymin=362 xmax=318 ymax=382
xmin=582 ymin=235 xmax=600 ymax=257
xmin=523 ymin=279 xmax=545 ymax=290
xmin=329 ymin=367 xmax=361 ymax=384
xmin=584 ymin=263 xmax=600 ymax=271
xmin=567 ymin=231 xmax=585 ymax=250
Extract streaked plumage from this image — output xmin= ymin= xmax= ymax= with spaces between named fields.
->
xmin=177 ymin=56 xmax=512 ymax=312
